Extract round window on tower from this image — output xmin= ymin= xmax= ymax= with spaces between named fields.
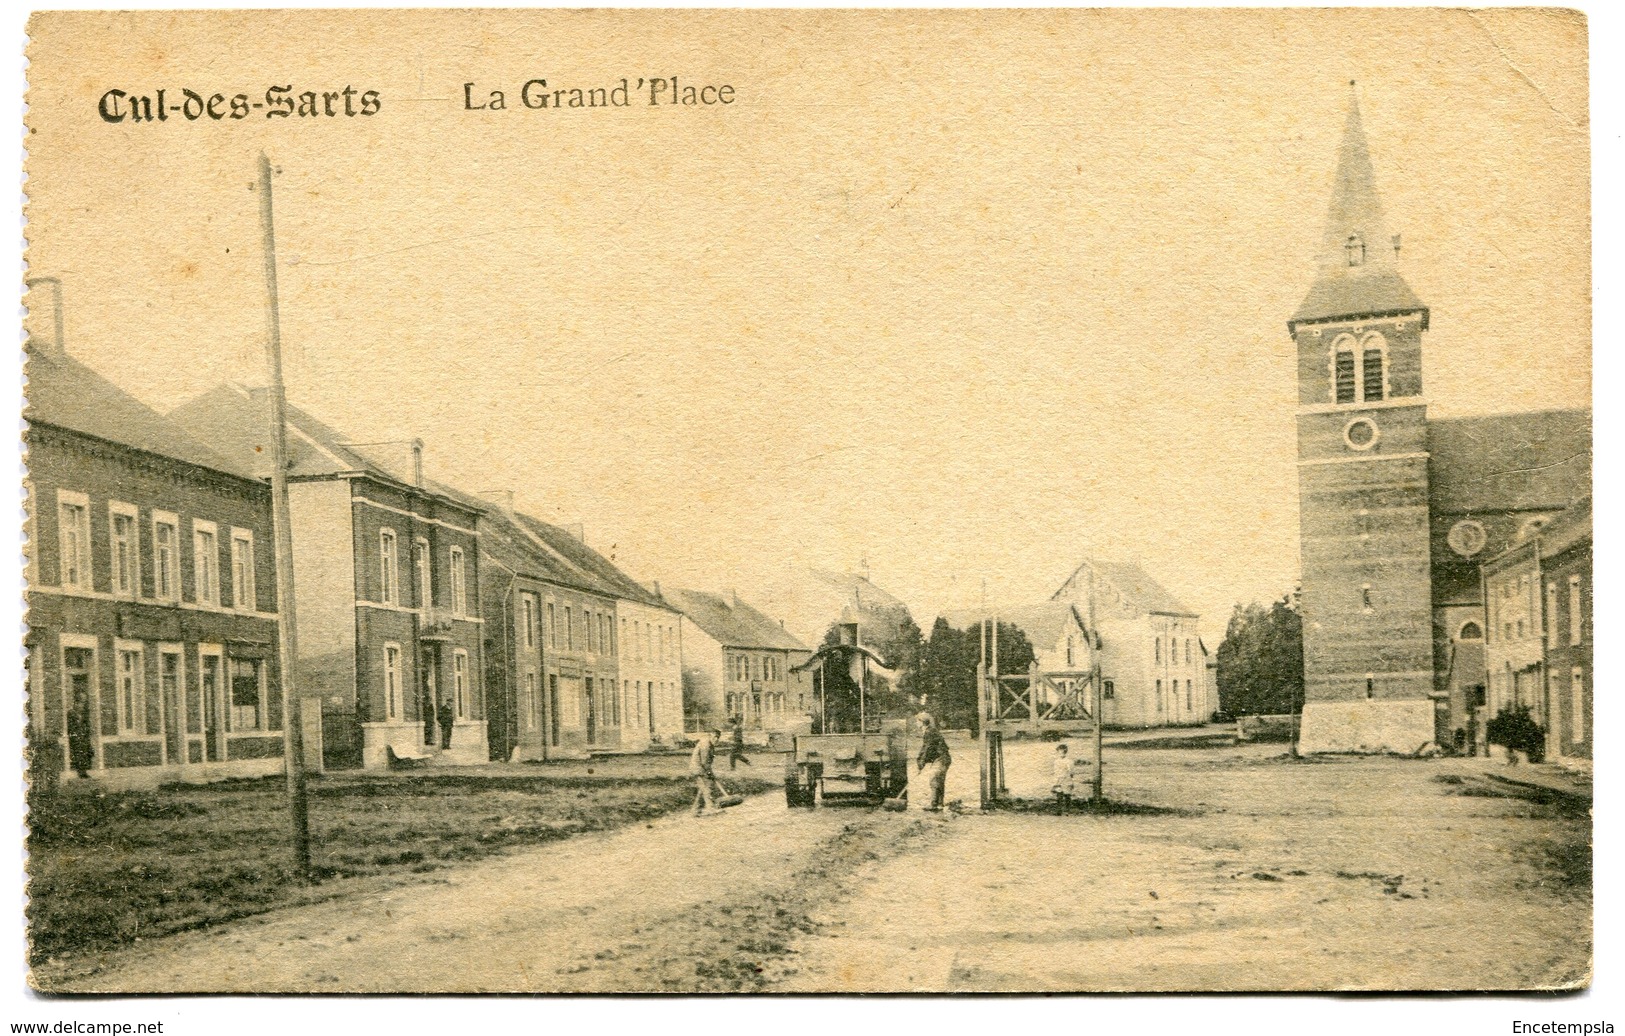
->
xmin=1447 ymin=519 xmax=1488 ymax=558
xmin=1343 ymin=417 xmax=1379 ymax=451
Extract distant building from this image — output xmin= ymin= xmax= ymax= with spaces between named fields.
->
xmin=657 ymin=588 xmax=811 ymax=732
xmin=1287 ymin=89 xmax=1590 ymax=753
xmin=1050 ymin=557 xmax=1207 ymax=728
xmin=1479 ymin=498 xmax=1590 ymax=761
xmin=26 ymin=297 xmax=288 ymax=788
xmin=171 ymin=384 xmax=488 ymax=769
xmin=753 ymin=567 xmax=915 ymax=649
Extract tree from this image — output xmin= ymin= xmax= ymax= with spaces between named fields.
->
xmin=1215 ymin=594 xmax=1304 ymax=716
xmin=818 ymin=603 xmax=925 ymax=723
xmin=916 ymin=617 xmax=1035 ymax=733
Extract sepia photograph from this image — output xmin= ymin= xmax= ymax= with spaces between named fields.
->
xmin=16 ymin=6 xmax=1596 ymax=1003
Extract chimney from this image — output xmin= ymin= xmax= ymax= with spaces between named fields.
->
xmin=726 ymin=589 xmax=738 ymax=610
xmin=24 ymin=277 xmax=66 ymax=358
xmin=1391 ymin=233 xmax=1402 ymax=259
xmin=478 ymin=490 xmax=516 ymax=515
xmin=411 ymin=438 xmax=424 ymax=489
xmin=651 ymin=580 xmax=662 ymax=598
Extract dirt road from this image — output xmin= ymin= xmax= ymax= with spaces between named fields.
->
xmin=43 ymin=735 xmax=1590 ymax=993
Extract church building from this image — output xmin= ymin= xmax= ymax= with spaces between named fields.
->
xmin=1291 ymin=87 xmax=1590 ymax=754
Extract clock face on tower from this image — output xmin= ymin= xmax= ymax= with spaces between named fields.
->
xmin=1343 ymin=416 xmax=1379 ymax=451
xmin=1447 ymin=520 xmax=1488 ymax=558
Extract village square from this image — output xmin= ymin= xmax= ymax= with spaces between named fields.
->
xmin=19 ymin=10 xmax=1592 ymax=997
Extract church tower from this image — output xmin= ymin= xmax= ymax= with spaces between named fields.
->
xmin=1292 ymin=86 xmax=1437 ymax=753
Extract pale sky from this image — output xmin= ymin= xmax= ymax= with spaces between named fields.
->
xmin=25 ymin=9 xmax=1591 ymax=643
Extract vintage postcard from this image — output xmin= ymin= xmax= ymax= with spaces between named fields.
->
xmin=19 ymin=8 xmax=1591 ymax=996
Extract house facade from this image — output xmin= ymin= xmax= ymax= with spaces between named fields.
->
xmin=1479 ymin=499 xmax=1591 ymax=761
xmin=659 ymin=588 xmax=812 ymax=732
xmin=170 ymin=384 xmax=488 ymax=769
xmin=1050 ymin=557 xmax=1206 ymax=728
xmin=26 ymin=327 xmax=287 ymax=789
xmin=937 ymin=601 xmax=1099 ymax=723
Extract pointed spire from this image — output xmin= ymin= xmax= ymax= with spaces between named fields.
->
xmin=1290 ymin=83 xmax=1427 ymax=333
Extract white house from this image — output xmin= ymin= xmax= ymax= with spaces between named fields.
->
xmin=1051 ymin=557 xmax=1209 ymax=728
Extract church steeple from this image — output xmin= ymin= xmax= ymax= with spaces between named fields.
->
xmin=1290 ymin=84 xmax=1428 ymax=333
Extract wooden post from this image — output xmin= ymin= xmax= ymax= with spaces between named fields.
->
xmin=258 ymin=153 xmax=313 ymax=879
xmin=1092 ymin=668 xmax=1104 ymax=803
xmin=976 ymin=661 xmax=989 ymax=808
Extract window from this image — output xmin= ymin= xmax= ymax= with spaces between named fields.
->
xmin=231 ymin=531 xmax=256 ymax=610
xmin=1185 ymin=639 xmax=1192 ymax=664
xmin=383 ymin=643 xmax=402 ymax=720
xmin=449 ymin=547 xmax=467 ymax=616
xmin=193 ymin=522 xmax=218 ymax=606
xmin=57 ymin=491 xmax=90 ymax=590
xmin=1571 ymin=666 xmax=1585 ymax=743
xmin=1345 ymin=233 xmax=1365 ymax=267
xmin=1154 ymin=639 xmax=1161 ymax=664
xmin=601 ymin=615 xmax=610 ymax=655
xmin=1335 ymin=346 xmax=1356 ymax=404
xmin=1458 ymin=621 xmax=1483 ymax=641
xmin=1362 ymin=349 xmax=1384 ymax=402
xmin=453 ymin=649 xmax=469 ymax=719
xmin=1569 ymin=576 xmax=1583 ymax=646
xmin=1546 ymin=582 xmax=1559 ymax=649
xmin=1103 ymin=680 xmax=1114 ymax=700
xmin=521 ymin=594 xmax=537 ymax=649
xmin=1186 ymin=680 xmax=1193 ymax=710
xmin=379 ymin=529 xmax=398 ymax=604
xmin=229 ymin=658 xmax=268 ymax=731
xmin=1361 ymin=584 xmax=1374 ymax=613
xmin=586 ymin=610 xmax=596 ymax=653
xmin=153 ymin=512 xmax=180 ymax=602
xmin=522 ymin=671 xmax=537 ymax=731
xmin=565 ymin=606 xmax=574 ymax=650
xmin=548 ymin=602 xmax=557 ymax=648
xmin=415 ymin=538 xmax=432 ymax=609
xmin=1155 ymin=679 xmax=1163 ymax=711
xmin=116 ymin=644 xmax=145 ymax=735
xmin=110 ymin=503 xmax=139 ymax=597
xmin=634 ymin=621 xmax=643 ymax=660
xmin=160 ymin=648 xmax=183 ymax=750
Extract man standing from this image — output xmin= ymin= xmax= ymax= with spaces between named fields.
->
xmin=437 ymin=697 xmax=456 ymax=750
xmin=916 ymin=713 xmax=951 ymax=812
xmin=691 ymin=728 xmax=721 ymax=816
xmin=728 ymin=716 xmax=751 ymax=770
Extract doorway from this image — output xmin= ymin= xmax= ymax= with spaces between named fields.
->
xmin=421 ymin=647 xmax=440 ymax=746
xmin=64 ymin=647 xmax=94 ymax=777
xmin=200 ymin=652 xmax=224 ymax=762
xmin=159 ymin=648 xmax=184 ymax=766
xmin=584 ymin=677 xmax=596 ymax=744
xmin=548 ymin=675 xmax=560 ymax=747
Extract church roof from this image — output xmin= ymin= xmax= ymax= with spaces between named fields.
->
xmin=1051 ymin=556 xmax=1197 ymax=618
xmin=1427 ymin=409 xmax=1591 ymax=515
xmin=1290 ymin=87 xmax=1428 ymax=332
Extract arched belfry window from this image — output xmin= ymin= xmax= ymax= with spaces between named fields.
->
xmin=1331 ymin=332 xmax=1388 ymax=404
xmin=1458 ymin=621 xmax=1484 ymax=641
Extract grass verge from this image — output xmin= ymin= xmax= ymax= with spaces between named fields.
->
xmin=27 ymin=767 xmax=771 ymax=967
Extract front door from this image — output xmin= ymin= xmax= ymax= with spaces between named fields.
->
xmin=585 ymin=677 xmax=596 ymax=744
xmin=64 ymin=648 xmax=94 ymax=776
xmin=201 ymin=654 xmax=223 ymax=762
xmin=548 ymin=676 xmax=560 ymax=747
xmin=422 ymin=648 xmax=439 ymax=745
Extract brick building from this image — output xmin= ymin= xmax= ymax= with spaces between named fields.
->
xmin=26 ymin=303 xmax=287 ymax=789
xmin=1289 ymin=89 xmax=1590 ymax=753
xmin=170 ymin=384 xmax=488 ymax=769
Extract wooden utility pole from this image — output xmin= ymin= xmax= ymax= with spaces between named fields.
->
xmin=1092 ymin=665 xmax=1104 ymax=803
xmin=258 ymin=152 xmax=313 ymax=878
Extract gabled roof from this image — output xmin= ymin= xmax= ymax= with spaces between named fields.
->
xmin=27 ymin=348 xmax=253 ymax=479
xmin=1053 ymin=557 xmax=1198 ymax=618
xmin=1427 ymin=409 xmax=1591 ymax=514
xmin=1290 ymin=88 xmax=1428 ymax=332
xmin=660 ymin=587 xmax=809 ymax=652
xmin=511 ymin=513 xmax=666 ymax=608
xmin=806 ymin=568 xmax=908 ymax=612
xmin=936 ymin=602 xmax=1088 ymax=649
xmin=169 ymin=382 xmax=382 ymax=481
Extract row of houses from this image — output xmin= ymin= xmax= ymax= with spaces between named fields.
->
xmin=24 ymin=295 xmax=820 ymax=788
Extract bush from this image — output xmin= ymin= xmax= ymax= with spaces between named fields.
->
xmin=1486 ymin=704 xmax=1546 ymax=763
